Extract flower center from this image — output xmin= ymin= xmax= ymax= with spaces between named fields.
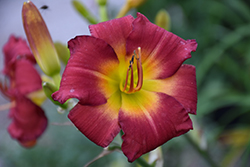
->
xmin=121 ymin=47 xmax=143 ymax=94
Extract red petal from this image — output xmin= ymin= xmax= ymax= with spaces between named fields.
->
xmin=3 ymin=35 xmax=36 ymax=76
xmin=52 ymin=36 xmax=120 ymax=105
xmin=68 ymin=92 xmax=121 ymax=147
xmin=89 ymin=15 xmax=134 ymax=59
xmin=126 ymin=13 xmax=197 ymax=79
xmin=164 ymin=65 xmax=197 ymax=114
xmin=8 ymin=95 xmax=47 ymax=146
xmin=15 ymin=59 xmax=42 ymax=95
xmin=119 ymin=91 xmax=192 ymax=162
xmin=143 ymin=64 xmax=197 ymax=114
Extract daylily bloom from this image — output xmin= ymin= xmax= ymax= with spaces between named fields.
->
xmin=52 ymin=13 xmax=197 ymax=162
xmin=1 ymin=35 xmax=47 ymax=147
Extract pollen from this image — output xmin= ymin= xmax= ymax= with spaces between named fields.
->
xmin=122 ymin=47 xmax=143 ymax=94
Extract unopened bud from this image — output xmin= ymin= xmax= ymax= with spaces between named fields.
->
xmin=127 ymin=0 xmax=146 ymax=8
xmin=117 ymin=0 xmax=146 ymax=18
xmin=155 ymin=9 xmax=171 ymax=31
xmin=54 ymin=42 xmax=70 ymax=65
xmin=22 ymin=1 xmax=61 ymax=77
xmin=96 ymin=0 xmax=107 ymax=6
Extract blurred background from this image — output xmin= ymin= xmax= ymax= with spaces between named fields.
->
xmin=0 ymin=0 xmax=250 ymax=167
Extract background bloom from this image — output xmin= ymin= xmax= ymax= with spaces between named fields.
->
xmin=0 ymin=35 xmax=47 ymax=147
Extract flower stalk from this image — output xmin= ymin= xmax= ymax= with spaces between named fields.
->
xmin=96 ymin=0 xmax=108 ymax=22
xmin=135 ymin=157 xmax=154 ymax=167
xmin=0 ymin=102 xmax=15 ymax=112
xmin=184 ymin=134 xmax=219 ymax=167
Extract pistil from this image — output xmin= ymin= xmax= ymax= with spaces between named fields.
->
xmin=122 ymin=47 xmax=143 ymax=93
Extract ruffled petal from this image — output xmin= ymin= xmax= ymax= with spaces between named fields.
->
xmin=119 ymin=90 xmax=193 ymax=162
xmin=68 ymin=91 xmax=121 ymax=147
xmin=14 ymin=59 xmax=42 ymax=95
xmin=89 ymin=15 xmax=134 ymax=59
xmin=126 ymin=13 xmax=197 ymax=79
xmin=3 ymin=35 xmax=35 ymax=76
xmin=143 ymin=64 xmax=197 ymax=114
xmin=8 ymin=95 xmax=47 ymax=147
xmin=52 ymin=36 xmax=120 ymax=105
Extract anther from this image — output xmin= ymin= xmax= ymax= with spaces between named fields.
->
xmin=130 ymin=55 xmax=135 ymax=64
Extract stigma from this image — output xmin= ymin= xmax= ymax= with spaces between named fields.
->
xmin=122 ymin=47 xmax=143 ymax=94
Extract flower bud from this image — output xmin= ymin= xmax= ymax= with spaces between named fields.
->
xmin=96 ymin=0 xmax=107 ymax=6
xmin=54 ymin=42 xmax=70 ymax=65
xmin=22 ymin=1 xmax=61 ymax=77
xmin=127 ymin=0 xmax=146 ymax=8
xmin=116 ymin=0 xmax=146 ymax=18
xmin=155 ymin=9 xmax=171 ymax=31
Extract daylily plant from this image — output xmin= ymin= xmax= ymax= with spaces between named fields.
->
xmin=52 ymin=13 xmax=197 ymax=162
xmin=0 ymin=35 xmax=47 ymax=147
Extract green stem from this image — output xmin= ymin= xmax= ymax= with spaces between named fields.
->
xmin=99 ymin=5 xmax=108 ymax=22
xmin=108 ymin=143 xmax=153 ymax=167
xmin=52 ymin=73 xmax=61 ymax=89
xmin=108 ymin=145 xmax=122 ymax=151
xmin=135 ymin=157 xmax=153 ymax=167
xmin=184 ymin=134 xmax=219 ymax=167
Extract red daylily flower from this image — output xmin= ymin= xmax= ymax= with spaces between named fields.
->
xmin=1 ymin=35 xmax=47 ymax=147
xmin=52 ymin=13 xmax=197 ymax=162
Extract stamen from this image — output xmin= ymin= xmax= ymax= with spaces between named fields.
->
xmin=0 ymin=101 xmax=15 ymax=112
xmin=122 ymin=55 xmax=134 ymax=92
xmin=122 ymin=68 xmax=130 ymax=92
xmin=122 ymin=47 xmax=143 ymax=93
xmin=127 ymin=64 xmax=134 ymax=93
xmin=134 ymin=47 xmax=143 ymax=91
